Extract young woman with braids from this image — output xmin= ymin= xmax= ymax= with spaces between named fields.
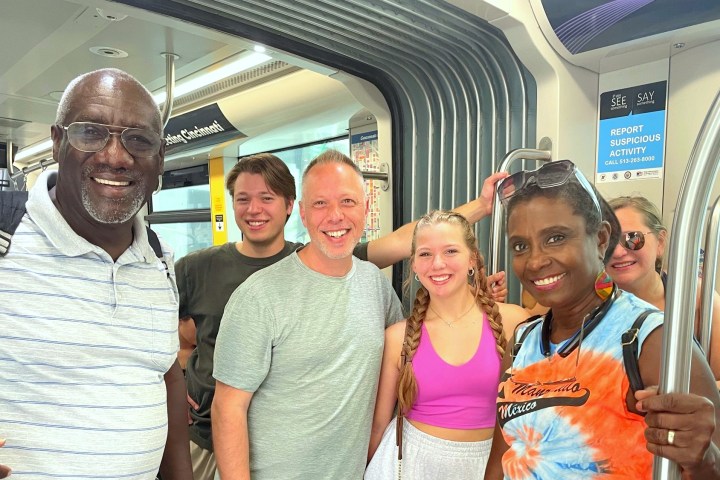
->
xmin=366 ymin=210 xmax=528 ymax=479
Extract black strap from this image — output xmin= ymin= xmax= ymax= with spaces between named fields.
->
xmin=513 ymin=309 xmax=658 ymax=395
xmin=622 ymin=310 xmax=658 ymax=394
xmin=145 ymin=227 xmax=168 ymax=277
xmin=0 ymin=191 xmax=29 ymax=257
xmin=511 ymin=315 xmax=543 ymax=359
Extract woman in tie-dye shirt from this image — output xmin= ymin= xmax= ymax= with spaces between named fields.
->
xmin=483 ymin=160 xmax=720 ymax=480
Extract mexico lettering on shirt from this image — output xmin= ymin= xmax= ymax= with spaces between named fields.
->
xmin=497 ymin=381 xmax=590 ymax=428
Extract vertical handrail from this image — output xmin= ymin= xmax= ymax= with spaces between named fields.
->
xmin=654 ymin=90 xmax=720 ymax=480
xmin=160 ymin=53 xmax=177 ymax=128
xmin=699 ymin=195 xmax=720 ymax=356
xmin=487 ymin=149 xmax=551 ymax=276
xmin=6 ymin=140 xmax=13 ymax=176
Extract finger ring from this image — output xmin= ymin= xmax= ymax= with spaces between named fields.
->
xmin=667 ymin=430 xmax=675 ymax=446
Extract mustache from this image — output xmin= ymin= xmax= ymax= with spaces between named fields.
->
xmin=82 ymin=165 xmax=143 ymax=182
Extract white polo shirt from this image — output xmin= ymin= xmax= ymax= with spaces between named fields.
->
xmin=0 ymin=170 xmax=179 ymax=478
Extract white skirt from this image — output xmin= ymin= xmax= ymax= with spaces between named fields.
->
xmin=365 ymin=418 xmax=492 ymax=480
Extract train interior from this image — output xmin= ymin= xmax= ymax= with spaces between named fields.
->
xmin=4 ymin=2 xmax=720 ymax=477
xmin=2 ymin=0 xmax=720 ymax=312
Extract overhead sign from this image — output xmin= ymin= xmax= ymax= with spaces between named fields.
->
xmin=163 ymin=103 xmax=243 ymax=155
xmin=596 ymin=81 xmax=667 ymax=183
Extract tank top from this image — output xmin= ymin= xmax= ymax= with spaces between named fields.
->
xmin=406 ymin=313 xmax=500 ymax=429
xmin=497 ymin=292 xmax=664 ymax=479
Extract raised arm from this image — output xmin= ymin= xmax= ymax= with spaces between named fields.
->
xmin=636 ymin=327 xmax=720 ymax=479
xmin=212 ymin=381 xmax=254 ymax=480
xmin=159 ymin=360 xmax=193 ymax=480
xmin=366 ymin=172 xmax=508 ymax=269
xmin=368 ymin=321 xmax=406 ymax=462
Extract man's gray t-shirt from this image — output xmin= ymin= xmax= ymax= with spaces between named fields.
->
xmin=214 ymin=251 xmax=403 ymax=479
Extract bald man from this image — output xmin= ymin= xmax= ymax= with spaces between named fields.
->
xmin=0 ymin=69 xmax=191 ymax=479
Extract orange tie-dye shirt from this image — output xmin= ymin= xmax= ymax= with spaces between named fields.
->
xmin=497 ymin=292 xmax=663 ymax=480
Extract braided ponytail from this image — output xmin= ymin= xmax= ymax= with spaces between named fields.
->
xmin=471 ymin=255 xmax=506 ymax=357
xmin=397 ymin=286 xmax=429 ymax=415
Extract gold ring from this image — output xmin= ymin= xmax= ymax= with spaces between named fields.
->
xmin=667 ymin=430 xmax=675 ymax=446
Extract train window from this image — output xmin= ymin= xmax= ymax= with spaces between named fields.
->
xmin=153 ymin=165 xmax=211 ymax=212
xmin=149 ymin=220 xmax=213 ymax=261
xmin=147 ymin=164 xmax=212 ymax=260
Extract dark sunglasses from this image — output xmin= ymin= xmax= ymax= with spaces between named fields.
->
xmin=620 ymin=231 xmax=654 ymax=251
xmin=497 ymin=160 xmax=602 ymax=216
xmin=60 ymin=122 xmax=163 ymax=157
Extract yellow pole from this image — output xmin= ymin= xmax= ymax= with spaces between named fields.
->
xmin=208 ymin=157 xmax=228 ymax=245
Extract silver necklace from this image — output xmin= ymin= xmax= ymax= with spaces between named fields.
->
xmin=428 ymin=299 xmax=476 ymax=328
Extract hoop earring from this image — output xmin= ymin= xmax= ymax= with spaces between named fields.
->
xmin=414 ymin=273 xmax=419 ymax=282
xmin=468 ymin=268 xmax=475 ymax=277
xmin=153 ymin=175 xmax=163 ymax=195
xmin=594 ymin=269 xmax=613 ymax=301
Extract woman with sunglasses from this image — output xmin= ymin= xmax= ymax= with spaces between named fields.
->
xmin=483 ymin=160 xmax=720 ymax=480
xmin=608 ymin=195 xmax=720 ymax=383
xmin=366 ymin=211 xmax=528 ymax=479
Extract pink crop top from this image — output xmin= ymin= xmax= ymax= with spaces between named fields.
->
xmin=405 ymin=314 xmax=500 ymax=429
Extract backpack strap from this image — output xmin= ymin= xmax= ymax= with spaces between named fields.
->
xmin=511 ymin=315 xmax=544 ymax=359
xmin=0 ymin=191 xmax=29 ymax=257
xmin=622 ymin=310 xmax=658 ymax=394
xmin=145 ymin=227 xmax=169 ymax=278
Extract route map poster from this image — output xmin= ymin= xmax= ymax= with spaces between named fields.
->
xmin=596 ymin=80 xmax=666 ymax=183
xmin=351 ymin=130 xmax=382 ymax=241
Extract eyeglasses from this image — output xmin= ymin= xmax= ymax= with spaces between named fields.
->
xmin=620 ymin=230 xmax=654 ymax=251
xmin=60 ymin=122 xmax=163 ymax=157
xmin=497 ymin=160 xmax=602 ymax=216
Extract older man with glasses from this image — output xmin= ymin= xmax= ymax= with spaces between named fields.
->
xmin=0 ymin=68 xmax=192 ymax=479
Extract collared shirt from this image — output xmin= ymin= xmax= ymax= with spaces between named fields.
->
xmin=0 ymin=170 xmax=179 ymax=478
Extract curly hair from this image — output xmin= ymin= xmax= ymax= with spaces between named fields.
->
xmin=396 ymin=210 xmax=505 ymax=416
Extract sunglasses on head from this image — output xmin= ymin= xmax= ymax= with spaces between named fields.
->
xmin=620 ymin=231 xmax=654 ymax=251
xmin=497 ymin=160 xmax=602 ymax=216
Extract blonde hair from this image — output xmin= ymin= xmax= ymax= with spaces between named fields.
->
xmin=609 ymin=195 xmax=666 ymax=272
xmin=397 ymin=210 xmax=505 ymax=415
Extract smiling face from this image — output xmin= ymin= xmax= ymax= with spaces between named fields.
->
xmin=233 ymin=172 xmax=293 ymax=256
xmin=412 ymin=222 xmax=474 ymax=299
xmin=608 ymin=206 xmax=665 ymax=291
xmin=507 ymin=196 xmax=610 ymax=311
xmin=52 ymin=72 xmax=163 ymax=226
xmin=299 ymin=161 xmax=367 ymax=268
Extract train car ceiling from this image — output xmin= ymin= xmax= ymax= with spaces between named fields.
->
xmin=1 ymin=0 xmax=366 ymax=174
xmin=117 ymin=0 xmax=539 ymax=294
xmin=530 ymin=0 xmax=720 ymax=72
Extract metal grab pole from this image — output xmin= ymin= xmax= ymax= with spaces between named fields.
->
xmin=6 ymin=140 xmax=13 ymax=176
xmin=487 ymin=149 xmax=551 ymax=276
xmin=654 ymin=90 xmax=720 ymax=480
xmin=699 ymin=196 xmax=720 ymax=356
xmin=160 ymin=53 xmax=178 ymax=128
